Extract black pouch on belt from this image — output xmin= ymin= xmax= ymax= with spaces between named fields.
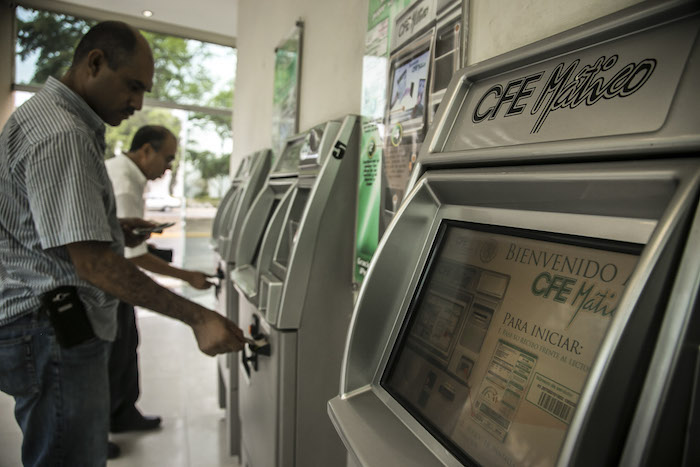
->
xmin=41 ymin=286 xmax=95 ymax=348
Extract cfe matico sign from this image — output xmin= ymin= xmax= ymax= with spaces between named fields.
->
xmin=440 ymin=16 xmax=698 ymax=150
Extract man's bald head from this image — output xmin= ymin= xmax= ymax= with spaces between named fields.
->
xmin=62 ymin=21 xmax=154 ymax=126
xmin=71 ymin=21 xmax=149 ymax=71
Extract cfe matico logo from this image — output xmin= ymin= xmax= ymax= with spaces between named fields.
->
xmin=471 ymin=54 xmax=657 ymax=134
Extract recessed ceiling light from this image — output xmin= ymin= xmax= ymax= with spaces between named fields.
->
xmin=142 ymin=10 xmax=153 ymax=18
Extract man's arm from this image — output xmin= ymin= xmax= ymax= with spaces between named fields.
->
xmin=66 ymin=240 xmax=244 ymax=355
xmin=130 ymin=253 xmax=212 ymax=290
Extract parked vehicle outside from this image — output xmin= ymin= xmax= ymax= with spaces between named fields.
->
xmin=145 ymin=195 xmax=181 ymax=212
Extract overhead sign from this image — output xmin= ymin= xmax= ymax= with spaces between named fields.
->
xmin=471 ymin=55 xmax=657 ymax=134
xmin=441 ymin=15 xmax=698 ymax=151
xmin=392 ymin=0 xmax=437 ymax=51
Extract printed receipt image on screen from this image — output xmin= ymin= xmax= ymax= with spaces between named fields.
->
xmin=388 ymin=49 xmax=431 ymax=120
xmin=382 ymin=223 xmax=640 ymax=466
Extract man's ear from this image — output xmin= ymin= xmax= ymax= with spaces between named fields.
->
xmin=86 ymin=49 xmax=106 ymax=77
xmin=140 ymin=142 xmax=153 ymax=155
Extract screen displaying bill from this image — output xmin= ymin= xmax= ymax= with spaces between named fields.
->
xmin=382 ymin=222 xmax=641 ymax=466
xmin=388 ymin=48 xmax=431 ymax=124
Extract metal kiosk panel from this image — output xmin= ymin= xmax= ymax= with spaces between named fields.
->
xmin=329 ymin=2 xmax=700 ymax=466
xmin=258 ymin=121 xmax=341 ymax=326
xmin=212 ymin=148 xmax=272 ymax=333
xmin=211 ymin=155 xmax=250 ymax=249
xmin=231 ymin=135 xmax=308 ymax=467
xmin=210 ymin=148 xmax=271 ymax=457
xmin=237 ymin=115 xmax=360 ymax=467
xmin=211 ymin=150 xmax=271 ymax=255
xmin=219 ymin=150 xmax=272 ymax=263
xmin=231 ymin=136 xmax=306 ymax=305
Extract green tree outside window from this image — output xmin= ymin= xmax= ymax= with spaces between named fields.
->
xmin=15 ymin=6 xmax=235 ymax=202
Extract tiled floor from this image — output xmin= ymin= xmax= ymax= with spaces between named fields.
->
xmin=0 ymin=389 xmax=22 ymax=467
xmin=108 ymin=303 xmax=240 ymax=467
xmin=0 ymin=210 xmax=240 ymax=467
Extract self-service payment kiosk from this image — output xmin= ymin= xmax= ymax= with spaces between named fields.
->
xmin=211 ymin=148 xmax=271 ymax=456
xmin=382 ymin=0 xmax=462 ymax=231
xmin=233 ymin=115 xmax=359 ymax=467
xmin=330 ymin=2 xmax=700 ymax=466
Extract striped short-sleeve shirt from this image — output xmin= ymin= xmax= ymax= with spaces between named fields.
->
xmin=0 ymin=77 xmax=124 ymax=340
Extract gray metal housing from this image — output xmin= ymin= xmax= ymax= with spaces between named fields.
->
xmin=330 ymin=1 xmax=700 ymax=466
xmin=212 ymin=149 xmax=272 ymax=260
xmin=235 ymin=115 xmax=360 ymax=467
xmin=211 ymin=148 xmax=272 ymax=457
xmin=231 ymin=137 xmax=307 ymax=306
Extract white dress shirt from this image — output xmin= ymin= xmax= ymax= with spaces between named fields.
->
xmin=105 ymin=153 xmax=149 ymax=259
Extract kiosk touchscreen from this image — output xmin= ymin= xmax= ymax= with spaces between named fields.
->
xmin=210 ymin=148 xmax=271 ymax=457
xmin=330 ymin=2 xmax=700 ymax=466
xmin=382 ymin=222 xmax=641 ymax=466
xmin=235 ymin=115 xmax=359 ymax=467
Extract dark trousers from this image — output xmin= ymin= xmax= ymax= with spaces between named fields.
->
xmin=108 ymin=302 xmax=140 ymax=422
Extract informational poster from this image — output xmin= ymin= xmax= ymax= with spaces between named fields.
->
xmin=271 ymin=21 xmax=303 ymax=159
xmin=355 ymin=117 xmax=383 ymax=282
xmin=384 ymin=224 xmax=639 ymax=466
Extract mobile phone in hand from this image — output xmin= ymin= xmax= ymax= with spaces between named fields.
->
xmin=132 ymin=222 xmax=175 ymax=235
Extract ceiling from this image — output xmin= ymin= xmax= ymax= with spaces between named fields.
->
xmin=58 ymin=0 xmax=238 ymax=43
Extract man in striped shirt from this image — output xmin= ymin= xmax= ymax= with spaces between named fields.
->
xmin=0 ymin=21 xmax=245 ymax=466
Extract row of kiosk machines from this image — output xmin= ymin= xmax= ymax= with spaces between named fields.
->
xmin=210 ymin=148 xmax=271 ymax=457
xmin=329 ymin=1 xmax=700 ymax=466
xmin=230 ymin=115 xmax=360 ymax=467
xmin=209 ymin=1 xmax=465 ymax=462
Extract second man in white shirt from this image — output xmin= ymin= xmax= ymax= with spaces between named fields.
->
xmin=105 ymin=125 xmax=213 ymax=442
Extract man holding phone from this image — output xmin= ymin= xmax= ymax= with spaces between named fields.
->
xmin=0 ymin=21 xmax=245 ymax=466
xmin=105 ymin=125 xmax=214 ymax=436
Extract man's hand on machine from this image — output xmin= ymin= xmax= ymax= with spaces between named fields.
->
xmin=185 ymin=271 xmax=215 ymax=290
xmin=191 ymin=309 xmax=246 ymax=355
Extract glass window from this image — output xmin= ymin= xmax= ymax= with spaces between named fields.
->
xmin=13 ymin=5 xmax=235 ymax=207
xmin=15 ymin=8 xmax=94 ymax=87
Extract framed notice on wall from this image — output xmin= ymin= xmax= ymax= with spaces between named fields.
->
xmin=271 ymin=20 xmax=304 ymax=158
